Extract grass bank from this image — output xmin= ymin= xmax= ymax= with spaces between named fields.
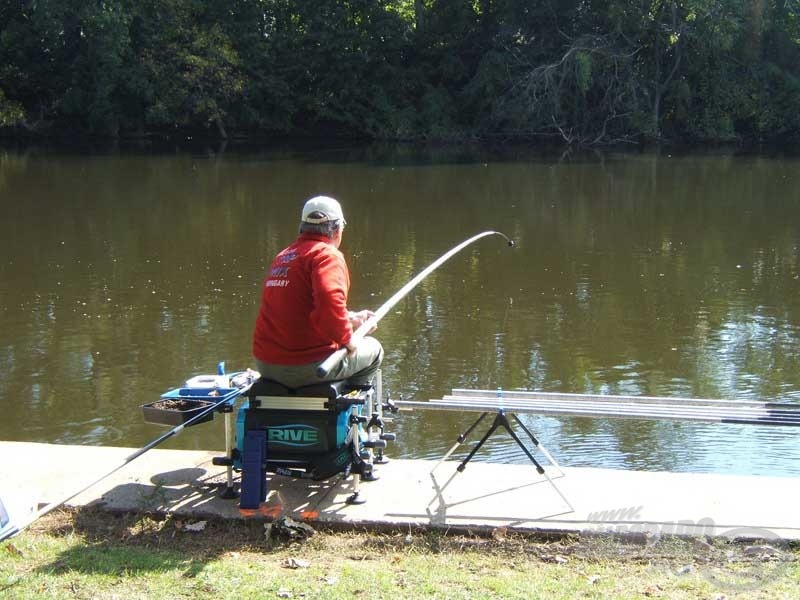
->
xmin=1 ymin=508 xmax=797 ymax=599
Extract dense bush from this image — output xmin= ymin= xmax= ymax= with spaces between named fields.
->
xmin=1 ymin=1 xmax=798 ymax=145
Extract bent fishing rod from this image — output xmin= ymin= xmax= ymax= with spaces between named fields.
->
xmin=0 ymin=380 xmax=254 ymax=543
xmin=317 ymin=230 xmax=515 ymax=378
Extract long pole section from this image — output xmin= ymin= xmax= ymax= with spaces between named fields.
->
xmin=317 ymin=230 xmax=514 ymax=378
xmin=1 ymin=383 xmax=253 ymax=542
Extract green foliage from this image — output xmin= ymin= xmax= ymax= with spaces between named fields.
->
xmin=0 ymin=89 xmax=24 ymax=126
xmin=575 ymin=52 xmax=592 ymax=94
xmin=133 ymin=1 xmax=245 ymax=136
xmin=59 ymin=3 xmax=133 ymax=135
xmin=0 ymin=0 xmax=798 ymax=144
xmin=420 ymin=86 xmax=458 ymax=139
xmin=385 ymin=0 xmax=418 ymax=22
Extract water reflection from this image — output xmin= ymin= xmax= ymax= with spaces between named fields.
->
xmin=0 ymin=146 xmax=798 ymax=475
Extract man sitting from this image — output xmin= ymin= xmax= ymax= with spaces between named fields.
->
xmin=252 ymin=195 xmax=383 ymax=389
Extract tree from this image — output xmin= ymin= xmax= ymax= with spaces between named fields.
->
xmin=0 ymin=0 xmax=79 ymax=131
xmin=0 ymin=89 xmax=23 ymax=126
xmin=0 ymin=0 xmax=797 ymax=144
xmin=133 ymin=1 xmax=245 ymax=138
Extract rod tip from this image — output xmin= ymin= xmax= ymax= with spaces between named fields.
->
xmin=508 ymin=240 xmax=515 ymax=248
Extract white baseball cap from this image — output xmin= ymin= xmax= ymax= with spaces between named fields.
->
xmin=301 ymin=195 xmax=346 ymax=225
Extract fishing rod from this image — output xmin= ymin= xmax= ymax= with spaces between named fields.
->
xmin=317 ymin=230 xmax=515 ymax=378
xmin=0 ymin=379 xmax=255 ymax=543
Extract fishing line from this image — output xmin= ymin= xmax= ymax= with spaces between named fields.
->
xmin=317 ymin=230 xmax=515 ymax=378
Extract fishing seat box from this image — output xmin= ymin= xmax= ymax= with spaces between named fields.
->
xmin=234 ymin=378 xmax=370 ymax=482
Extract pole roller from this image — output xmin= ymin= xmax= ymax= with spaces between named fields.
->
xmin=316 ymin=230 xmax=514 ymax=378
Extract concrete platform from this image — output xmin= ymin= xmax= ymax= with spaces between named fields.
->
xmin=1 ymin=441 xmax=798 ymax=542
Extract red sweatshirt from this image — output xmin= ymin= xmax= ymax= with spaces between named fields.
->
xmin=253 ymin=233 xmax=352 ymax=365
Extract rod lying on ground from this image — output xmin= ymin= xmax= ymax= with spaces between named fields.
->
xmin=0 ymin=382 xmax=253 ymax=543
xmin=317 ymin=230 xmax=515 ymax=378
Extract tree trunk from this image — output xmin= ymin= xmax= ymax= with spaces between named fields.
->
xmin=747 ymin=0 xmax=766 ymax=60
xmin=214 ymin=115 xmax=228 ymax=139
xmin=415 ymin=0 xmax=425 ymax=32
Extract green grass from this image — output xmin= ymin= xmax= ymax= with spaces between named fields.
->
xmin=1 ymin=508 xmax=798 ymax=599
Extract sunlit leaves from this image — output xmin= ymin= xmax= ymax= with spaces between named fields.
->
xmin=0 ymin=90 xmax=24 ymax=126
xmin=0 ymin=0 xmax=798 ymax=143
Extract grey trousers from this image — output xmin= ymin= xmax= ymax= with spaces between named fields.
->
xmin=254 ymin=337 xmax=383 ymax=389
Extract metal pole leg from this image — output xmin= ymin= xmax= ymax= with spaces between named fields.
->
xmin=220 ymin=410 xmax=239 ymax=499
xmin=511 ymin=413 xmax=564 ymax=476
xmin=346 ymin=418 xmax=366 ymax=505
xmin=499 ymin=412 xmax=573 ymax=512
xmin=376 ymin=369 xmax=383 ymax=419
xmin=456 ymin=413 xmax=502 ymax=472
xmin=432 ymin=412 xmax=490 ymax=473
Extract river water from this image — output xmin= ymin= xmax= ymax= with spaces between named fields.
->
xmin=1 ymin=144 xmax=798 ymax=476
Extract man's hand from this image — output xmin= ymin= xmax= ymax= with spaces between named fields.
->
xmin=348 ymin=309 xmax=377 ymax=334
